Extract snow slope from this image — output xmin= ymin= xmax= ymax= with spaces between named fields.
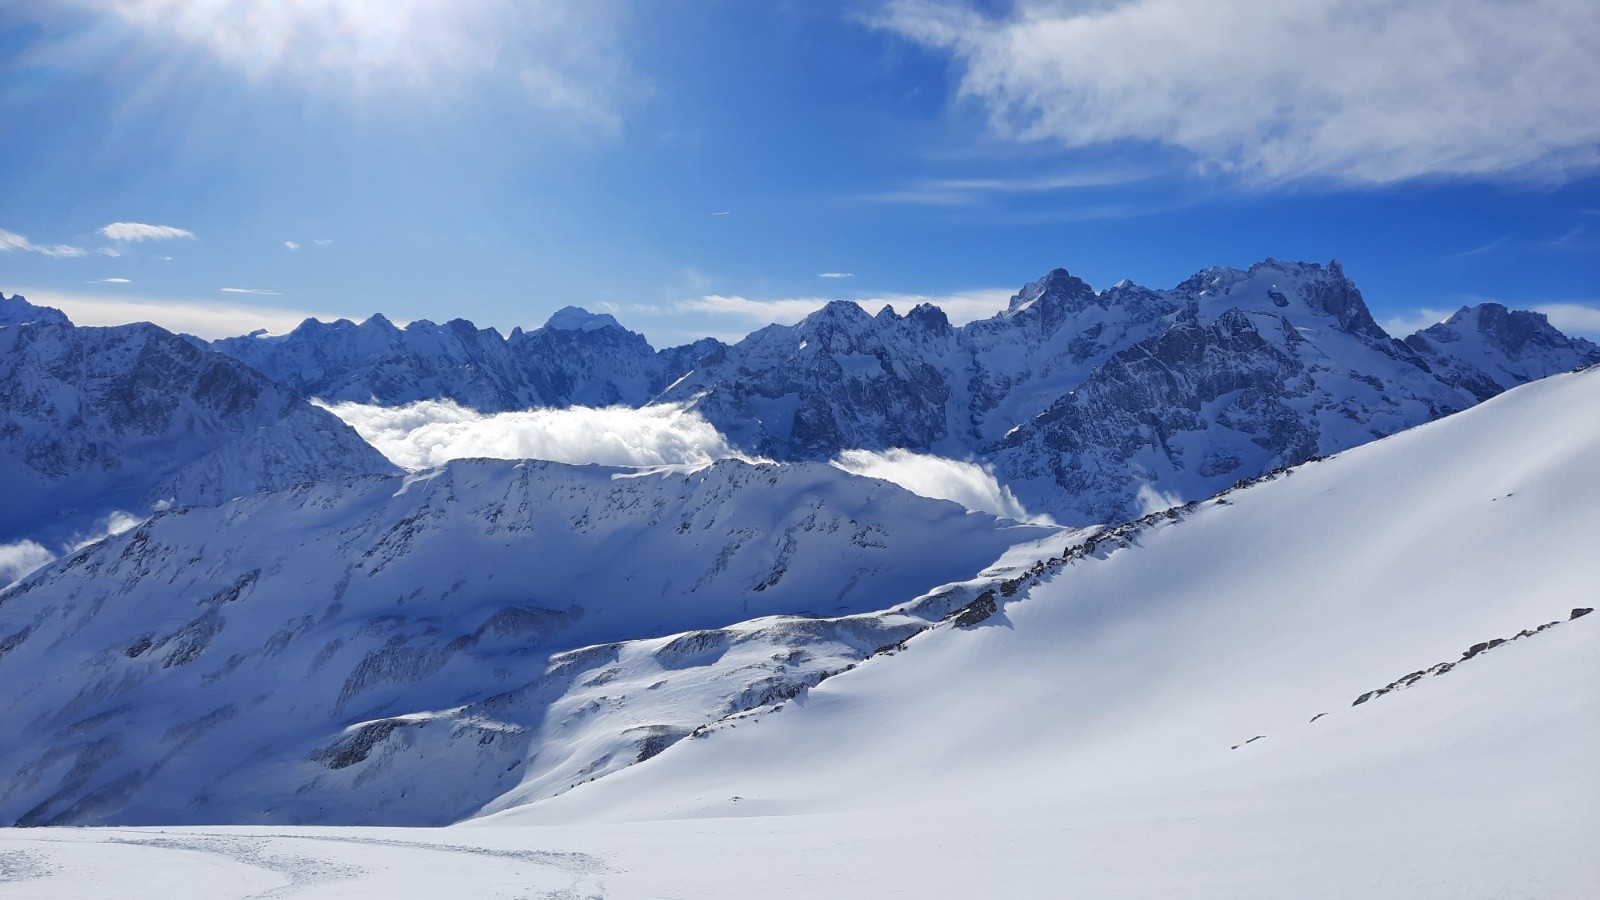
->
xmin=0 ymin=458 xmax=1057 ymax=826
xmin=3 ymin=366 xmax=1593 ymax=899
xmin=487 ymin=366 xmax=1600 ymax=892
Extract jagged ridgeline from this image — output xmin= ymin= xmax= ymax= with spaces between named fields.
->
xmin=195 ymin=258 xmax=1597 ymax=523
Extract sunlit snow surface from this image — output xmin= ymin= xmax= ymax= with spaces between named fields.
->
xmin=4 ymin=370 xmax=1597 ymax=898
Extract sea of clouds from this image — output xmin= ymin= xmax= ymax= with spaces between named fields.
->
xmin=320 ymin=399 xmax=1047 ymax=521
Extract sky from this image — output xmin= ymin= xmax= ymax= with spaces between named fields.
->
xmin=1 ymin=0 xmax=1597 ymax=346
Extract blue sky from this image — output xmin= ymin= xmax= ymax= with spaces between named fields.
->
xmin=1 ymin=0 xmax=1597 ymax=346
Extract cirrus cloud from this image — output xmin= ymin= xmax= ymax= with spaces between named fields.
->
xmin=99 ymin=222 xmax=196 ymax=242
xmin=877 ymin=0 xmax=1600 ymax=185
xmin=0 ymin=227 xmax=86 ymax=259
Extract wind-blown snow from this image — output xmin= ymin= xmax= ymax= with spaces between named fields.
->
xmin=317 ymin=398 xmax=754 ymax=470
xmin=831 ymin=448 xmax=1044 ymax=521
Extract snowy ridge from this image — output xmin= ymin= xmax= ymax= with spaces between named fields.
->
xmin=208 ymin=307 xmax=722 ymax=410
xmin=0 ymin=458 xmax=1058 ymax=825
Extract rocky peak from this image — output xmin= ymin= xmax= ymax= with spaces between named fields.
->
xmin=0 ymin=293 xmax=72 ymax=328
xmin=1006 ymin=268 xmax=1097 ymax=320
xmin=542 ymin=306 xmax=623 ymax=333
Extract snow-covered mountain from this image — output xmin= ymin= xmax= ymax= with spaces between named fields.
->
xmin=1404 ymin=301 xmax=1597 ymax=400
xmin=202 ymin=260 xmax=1596 ymax=525
xmin=0 ymin=458 xmax=1058 ymax=826
xmin=661 ymin=259 xmax=1597 ymax=521
xmin=0 ymin=294 xmax=397 ymax=552
xmin=208 ymin=306 xmax=723 ymax=410
xmin=3 ymin=357 xmax=1593 ymax=900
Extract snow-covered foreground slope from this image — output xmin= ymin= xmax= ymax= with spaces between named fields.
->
xmin=3 ymin=372 xmax=1594 ymax=899
xmin=0 ymin=458 xmax=1056 ymax=827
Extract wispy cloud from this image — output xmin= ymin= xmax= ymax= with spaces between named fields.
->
xmin=0 ymin=227 xmax=86 ymax=258
xmin=99 ymin=222 xmax=195 ymax=242
xmin=818 ymin=272 xmax=854 ymax=279
xmin=12 ymin=286 xmax=345 ymax=339
xmin=710 ymin=211 xmax=731 ymax=217
xmin=87 ymin=277 xmax=132 ymax=284
xmin=221 ymin=287 xmax=282 ymax=296
xmin=1380 ymin=307 xmax=1456 ymax=337
xmin=1535 ymin=302 xmax=1600 ymax=340
xmin=284 ymin=240 xmax=300 ymax=251
xmin=877 ymin=0 xmax=1600 ymax=185
xmin=673 ymin=287 xmax=1016 ymax=327
xmin=865 ymin=168 xmax=1156 ymax=206
xmin=313 ymin=238 xmax=333 ymax=247
xmin=1452 ymin=237 xmax=1508 ymax=258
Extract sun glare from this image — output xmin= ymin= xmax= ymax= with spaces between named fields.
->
xmin=102 ymin=0 xmax=511 ymax=88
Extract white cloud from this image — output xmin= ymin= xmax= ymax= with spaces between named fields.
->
xmin=0 ymin=227 xmax=86 ymax=258
xmin=832 ymin=448 xmax=1047 ymax=522
xmin=865 ymin=168 xmax=1157 ymax=206
xmin=99 ymin=222 xmax=196 ymax=242
xmin=285 ymin=240 xmax=300 ymax=251
xmin=88 ymin=277 xmax=132 ymax=284
xmin=1134 ymin=482 xmax=1183 ymax=517
xmin=1380 ymin=308 xmax=1456 ymax=338
xmin=314 ymin=239 xmax=333 ymax=247
xmin=878 ymin=0 xmax=1600 ymax=185
xmin=676 ymin=288 xmax=1016 ymax=327
xmin=0 ymin=540 xmax=55 ymax=587
xmin=819 ymin=272 xmax=854 ymax=279
xmin=317 ymin=399 xmax=755 ymax=471
xmin=8 ymin=286 xmax=348 ymax=339
xmin=221 ymin=287 xmax=282 ymax=296
xmin=1534 ymin=303 xmax=1600 ymax=341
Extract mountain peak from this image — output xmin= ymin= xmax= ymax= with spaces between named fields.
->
xmin=543 ymin=306 xmax=622 ymax=332
xmin=0 ymin=292 xmax=72 ymax=328
xmin=1007 ymin=268 xmax=1095 ymax=314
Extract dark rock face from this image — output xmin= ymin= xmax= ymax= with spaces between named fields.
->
xmin=0 ymin=294 xmax=397 ymax=545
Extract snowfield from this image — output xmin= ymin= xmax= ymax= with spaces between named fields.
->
xmin=2 ymin=367 xmax=1595 ymax=898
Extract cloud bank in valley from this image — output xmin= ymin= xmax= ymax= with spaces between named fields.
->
xmin=319 ymin=401 xmax=1046 ymax=521
xmin=831 ymin=448 xmax=1046 ymax=522
xmin=318 ymin=400 xmax=753 ymax=471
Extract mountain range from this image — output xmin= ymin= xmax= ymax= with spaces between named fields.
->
xmin=0 ymin=258 xmax=1595 ymax=854
xmin=197 ymin=259 xmax=1598 ymax=522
